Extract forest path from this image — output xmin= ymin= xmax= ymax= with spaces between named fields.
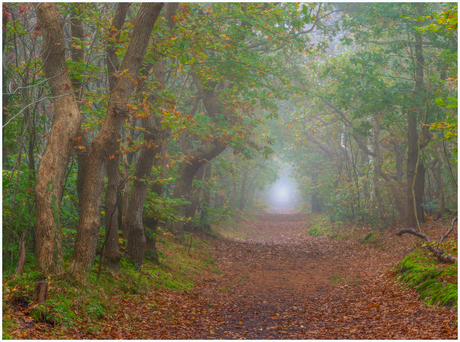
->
xmin=20 ymin=213 xmax=455 ymax=339
xmin=177 ymin=212 xmax=457 ymax=339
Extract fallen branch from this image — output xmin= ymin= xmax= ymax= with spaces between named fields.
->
xmin=440 ymin=217 xmax=457 ymax=244
xmin=396 ymin=218 xmax=458 ymax=264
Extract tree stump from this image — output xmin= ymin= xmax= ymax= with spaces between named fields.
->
xmin=34 ymin=281 xmax=48 ymax=304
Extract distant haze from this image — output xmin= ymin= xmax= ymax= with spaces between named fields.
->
xmin=259 ymin=169 xmax=301 ymax=211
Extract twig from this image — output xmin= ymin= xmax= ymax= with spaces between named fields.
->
xmin=3 ymin=74 xmax=62 ymax=97
xmin=3 ymin=92 xmax=76 ymax=128
xmin=439 ymin=217 xmax=457 ymax=244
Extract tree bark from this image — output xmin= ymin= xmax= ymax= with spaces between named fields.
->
xmin=100 ymin=3 xmax=131 ymax=270
xmin=311 ymin=164 xmax=322 ymax=213
xmin=183 ymin=165 xmax=205 ymax=232
xmin=200 ymin=163 xmax=212 ymax=231
xmin=124 ymin=3 xmax=178 ymax=268
xmin=231 ymin=179 xmax=237 ymax=209
xmin=15 ymin=238 xmax=26 ymax=275
xmin=69 ymin=3 xmax=164 ymax=279
xmin=434 ymin=162 xmax=445 ymax=219
xmin=168 ymin=142 xmax=225 ymax=242
xmin=406 ymin=28 xmax=429 ymax=229
xmin=2 ymin=7 xmax=10 ymax=169
xmin=121 ymin=128 xmax=131 ymax=242
xmin=103 ymin=143 xmax=123 ymax=269
xmin=373 ymin=119 xmax=386 ymax=222
xmin=34 ymin=3 xmax=82 ymax=274
xmin=69 ymin=3 xmax=89 ymax=209
xmin=34 ymin=281 xmax=49 ymax=304
xmin=238 ymin=168 xmax=249 ymax=211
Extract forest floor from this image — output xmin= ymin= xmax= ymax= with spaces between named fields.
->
xmin=3 ymin=212 xmax=457 ymax=339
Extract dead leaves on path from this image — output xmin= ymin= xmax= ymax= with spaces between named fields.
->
xmin=4 ymin=213 xmax=457 ymax=339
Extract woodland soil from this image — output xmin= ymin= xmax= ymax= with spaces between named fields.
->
xmin=5 ymin=213 xmax=457 ymax=339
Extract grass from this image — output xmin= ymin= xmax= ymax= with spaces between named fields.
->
xmin=397 ymin=249 xmax=457 ymax=307
xmin=330 ymin=272 xmax=362 ymax=287
xmin=360 ymin=231 xmax=384 ymax=248
xmin=2 ymin=231 xmax=220 ymax=338
xmin=305 ymin=215 xmax=346 ymax=239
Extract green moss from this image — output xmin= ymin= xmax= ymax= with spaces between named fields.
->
xmin=397 ymin=249 xmax=457 ymax=307
xmin=360 ymin=231 xmax=384 ymax=247
xmin=306 ymin=215 xmax=336 ymax=237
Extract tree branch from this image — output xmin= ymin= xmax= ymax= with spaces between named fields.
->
xmin=396 ymin=228 xmax=458 ymax=264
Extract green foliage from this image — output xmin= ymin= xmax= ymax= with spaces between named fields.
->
xmin=398 ymin=249 xmax=458 ymax=307
xmin=404 ymin=4 xmax=458 ymax=37
xmin=305 ymin=215 xmax=345 ymax=238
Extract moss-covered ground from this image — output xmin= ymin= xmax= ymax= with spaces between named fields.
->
xmin=397 ymin=249 xmax=457 ymax=307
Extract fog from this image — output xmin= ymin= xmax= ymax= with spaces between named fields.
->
xmin=258 ymin=168 xmax=301 ymax=212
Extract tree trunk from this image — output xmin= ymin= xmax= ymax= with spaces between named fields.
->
xmin=2 ymin=8 xmax=10 ymax=169
xmin=417 ymin=162 xmax=426 ymax=222
xmin=200 ymin=163 xmax=212 ymax=231
xmin=34 ymin=281 xmax=49 ymax=304
xmin=434 ymin=162 xmax=445 ymax=219
xmin=123 ymin=136 xmax=159 ymax=267
xmin=231 ymin=179 xmax=237 ymax=209
xmin=103 ymin=143 xmax=123 ymax=269
xmin=69 ymin=4 xmax=89 ymax=209
xmin=311 ymin=164 xmax=322 ymax=213
xmin=373 ymin=120 xmax=386 ymax=222
xmin=34 ymin=3 xmax=82 ymax=274
xmin=406 ymin=28 xmax=429 ymax=229
xmin=69 ymin=3 xmax=164 ymax=279
xmin=121 ymin=128 xmax=131 ymax=242
xmin=184 ymin=165 xmax=205 ymax=232
xmin=124 ymin=3 xmax=179 ymax=268
xmin=100 ymin=3 xmax=131 ymax=270
xmin=238 ymin=168 xmax=249 ymax=211
xmin=169 ymin=142 xmax=225 ymax=242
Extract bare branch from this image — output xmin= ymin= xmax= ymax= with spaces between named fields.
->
xmin=3 ymin=92 xmax=76 ymax=128
xmin=440 ymin=217 xmax=457 ymax=244
xmin=396 ymin=228 xmax=458 ymax=264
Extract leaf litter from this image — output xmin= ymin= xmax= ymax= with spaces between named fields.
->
xmin=4 ymin=213 xmax=457 ymax=339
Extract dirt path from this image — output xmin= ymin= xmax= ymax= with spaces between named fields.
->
xmin=176 ymin=213 xmax=457 ymax=339
xmin=13 ymin=213 xmax=455 ymax=339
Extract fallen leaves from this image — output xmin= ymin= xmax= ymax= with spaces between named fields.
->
xmin=3 ymin=213 xmax=457 ymax=339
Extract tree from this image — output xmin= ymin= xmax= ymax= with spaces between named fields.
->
xmin=69 ymin=3 xmax=164 ymax=279
xmin=34 ymin=3 xmax=82 ymax=274
xmin=124 ymin=3 xmax=180 ymax=268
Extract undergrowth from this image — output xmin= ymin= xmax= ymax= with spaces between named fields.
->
xmin=2 ymin=232 xmax=218 ymax=338
xmin=397 ymin=249 xmax=458 ymax=307
xmin=305 ymin=214 xmax=346 ymax=239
